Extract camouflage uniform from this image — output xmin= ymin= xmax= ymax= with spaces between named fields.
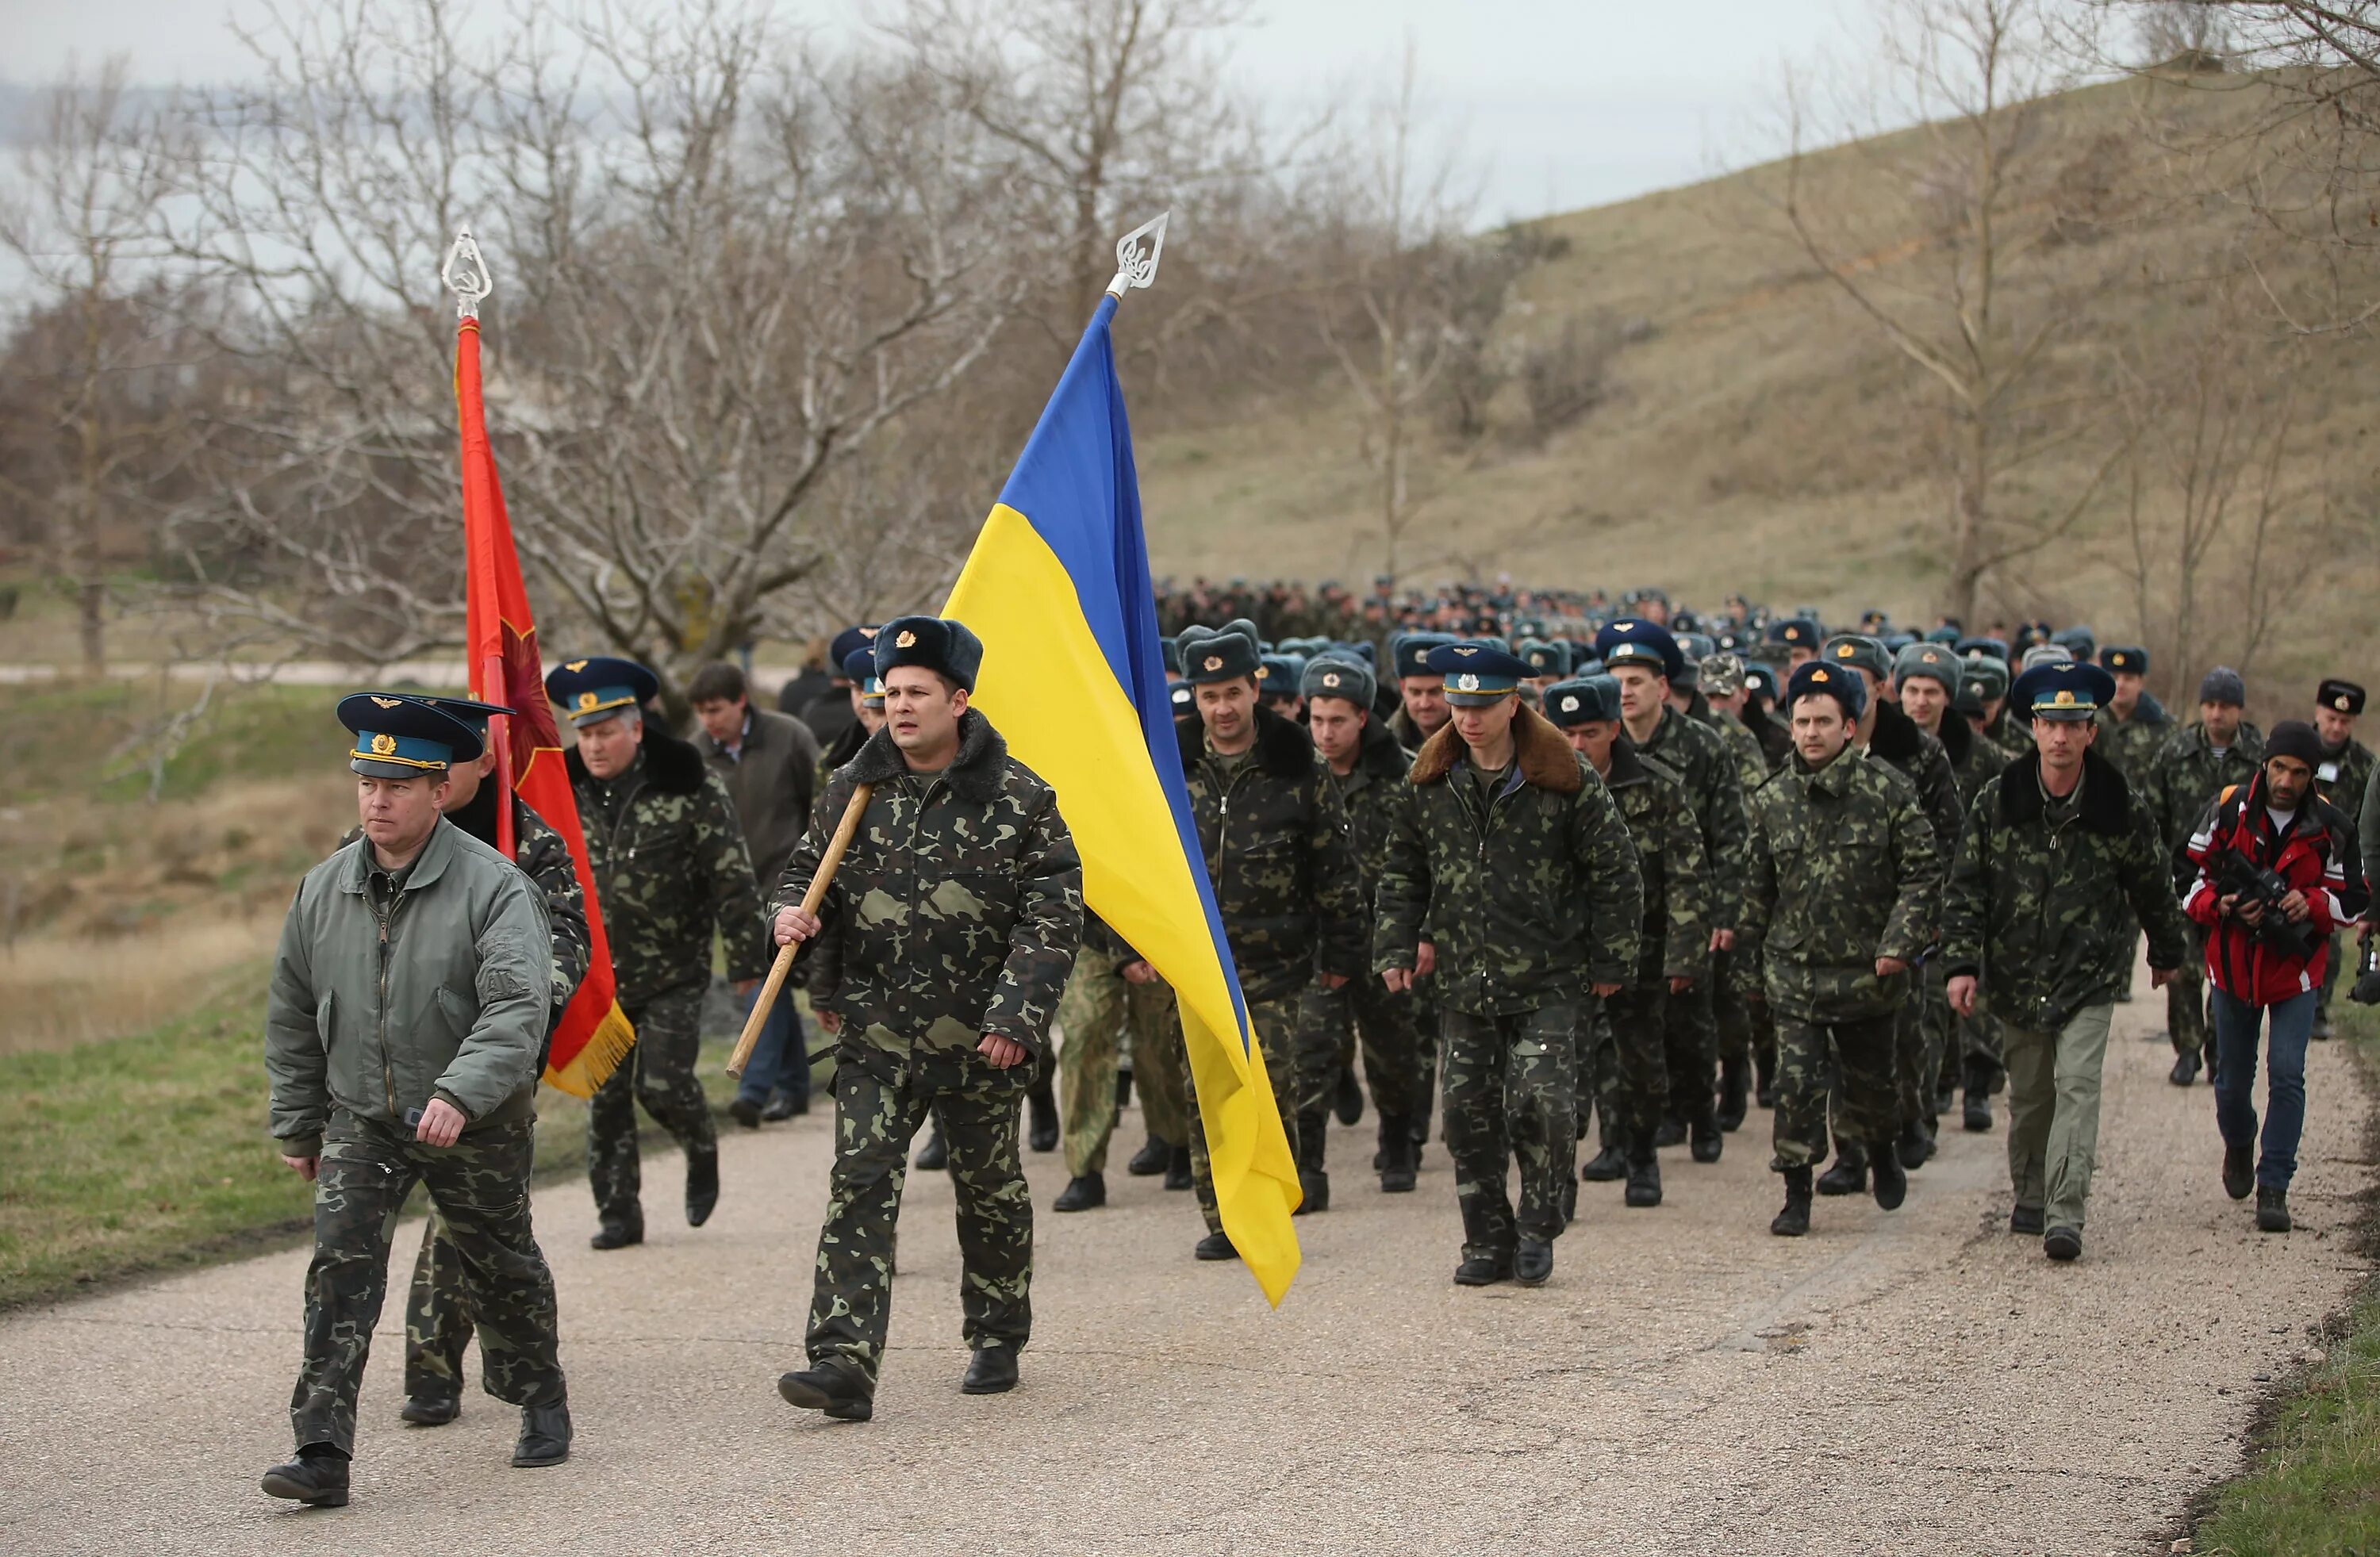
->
xmin=1053 ymin=918 xmax=1175 ymax=1175
xmin=403 ymin=791 xmax=591 ymax=1409
xmin=1864 ymin=702 xmax=1964 ymax=1146
xmin=1740 ymin=745 xmax=1939 ymax=1171
xmin=2094 ymin=693 xmax=2172 ymax=788
xmin=777 ymin=711 xmax=1082 ymax=1392
xmin=1296 ymin=719 xmax=1426 ymax=1171
xmin=1590 ymin=742 xmax=1710 ymax=1152
xmin=1375 ymin=710 xmax=1642 ymax=1263
xmin=2313 ymin=734 xmax=2374 ymax=1035
xmin=1943 ymin=746 xmax=2188 ymax=1229
xmin=2144 ymin=720 xmax=2266 ymax=1060
xmin=1702 ymin=706 xmax=1772 ymax=1099
xmin=1636 ymin=705 xmax=1749 ymax=1137
xmin=1936 ymin=712 xmax=2009 ymax=1094
xmin=1173 ymin=706 xmax=1365 ymax=1219
xmin=570 ymin=731 xmax=773 ymax=1232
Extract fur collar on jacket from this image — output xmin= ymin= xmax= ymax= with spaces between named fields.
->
xmin=566 ymin=727 xmax=708 ymax=796
xmin=843 ymin=708 xmax=1010 ymax=804
xmin=1868 ymin=698 xmax=1932 ymax=766
xmin=1410 ymin=702 xmax=1583 ymax=796
xmin=1174 ymin=702 xmax=1315 ymax=783
xmin=1354 ymin=716 xmax=1410 ymax=780
xmin=1995 ymin=746 xmax=2134 ymax=835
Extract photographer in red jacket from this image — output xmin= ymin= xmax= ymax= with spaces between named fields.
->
xmin=2182 ymin=720 xmax=2367 ymax=1234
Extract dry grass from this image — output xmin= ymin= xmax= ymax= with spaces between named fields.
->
xmin=0 ymin=916 xmax=285 ymax=1056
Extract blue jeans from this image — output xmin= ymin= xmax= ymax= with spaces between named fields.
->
xmin=731 ymin=983 xmax=810 ymax=1108
xmin=2210 ymin=987 xmax=2314 ymax=1190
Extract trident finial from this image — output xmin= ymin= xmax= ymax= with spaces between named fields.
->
xmin=442 ymin=227 xmax=493 ymax=319
xmin=1105 ymin=211 xmax=1169 ymax=299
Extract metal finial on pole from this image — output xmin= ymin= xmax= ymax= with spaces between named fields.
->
xmin=442 ymin=227 xmax=493 ymax=319
xmin=1105 ymin=210 xmax=1169 ymax=299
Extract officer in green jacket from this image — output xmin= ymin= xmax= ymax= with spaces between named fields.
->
xmin=1376 ymin=642 xmax=1642 ymax=1290
xmin=260 ymin=695 xmax=566 ymax=1507
xmin=1944 ymin=662 xmax=2189 ymax=1262
xmin=1741 ymin=662 xmax=1939 ymax=1239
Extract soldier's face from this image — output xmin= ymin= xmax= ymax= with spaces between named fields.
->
xmin=884 ymin=668 xmax=967 ymax=759
xmin=440 ymin=750 xmax=497 ymax=811
xmin=1790 ymin=696 xmax=1851 ymax=765
xmin=1306 ymin=696 xmax=1367 ymax=765
xmin=1197 ymin=677 xmax=1258 ymax=750
xmin=1561 ymin=719 xmax=1618 ymax=772
xmin=2315 ymin=705 xmax=2355 ymax=748
xmin=2111 ymin=671 xmax=2144 ymax=713
xmin=1898 ymin=677 xmax=1948 ymax=731
xmin=1610 ymin=665 xmax=1664 ymax=726
xmin=857 ymin=700 xmax=887 ymax=733
xmin=357 ymin=773 xmax=448 ymax=854
xmin=2201 ymin=700 xmax=2244 ymax=746
xmin=2265 ymin=754 xmax=2313 ymax=809
xmin=577 ymin=711 xmax=643 ymax=779
xmin=1452 ymin=696 xmax=1518 ymax=753
xmin=2032 ymin=715 xmax=2095 ymax=776
xmin=1786 ymin=646 xmax=1817 ymax=669
xmin=1399 ymin=675 xmax=1448 ymax=734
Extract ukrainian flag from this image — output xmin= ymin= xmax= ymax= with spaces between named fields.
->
xmin=942 ymin=293 xmax=1301 ymax=1305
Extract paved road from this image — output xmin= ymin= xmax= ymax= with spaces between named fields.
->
xmin=1 ymin=979 xmax=2370 ymax=1556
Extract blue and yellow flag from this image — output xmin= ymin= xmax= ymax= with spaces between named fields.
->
xmin=942 ymin=294 xmax=1302 ymax=1305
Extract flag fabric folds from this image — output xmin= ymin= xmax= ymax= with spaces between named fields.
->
xmin=455 ymin=316 xmax=637 ymax=1097
xmin=942 ymin=294 xmax=1302 ymax=1305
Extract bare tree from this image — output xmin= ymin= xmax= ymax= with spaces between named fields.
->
xmin=2132 ymin=0 xmax=2232 ymax=65
xmin=1773 ymin=0 xmax=2137 ymax=624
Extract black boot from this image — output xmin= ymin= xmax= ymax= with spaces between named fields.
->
xmin=400 ymin=1391 xmax=459 ymax=1427
xmin=779 ymin=1359 xmax=873 ymax=1421
xmin=1295 ymin=1168 xmax=1330 ymax=1215
xmin=962 ymin=1344 xmax=1019 ymax=1395
xmin=1514 ymin=1237 xmax=1554 ymax=1287
xmin=1963 ymin=1072 xmax=1994 ymax=1133
xmin=915 ymin=1125 xmax=950 ymax=1171
xmin=589 ymin=1214 xmax=643 ymax=1252
xmin=512 ymin=1399 xmax=572 ymax=1467
xmin=1580 ymin=1143 xmax=1629 ymax=1182
xmin=1053 ymin=1172 xmax=1106 ymax=1212
xmin=1869 ymin=1138 xmax=1908 ymax=1211
xmin=1334 ymin=1064 xmax=1364 ymax=1127
xmin=2222 ymin=1141 xmax=2254 ymax=1201
xmin=1690 ymin=1106 xmax=1723 ymax=1164
xmin=1194 ymin=1229 xmax=1237 ymax=1261
xmin=2169 ymin=1048 xmax=2202 ymax=1087
xmin=1453 ymin=1250 xmax=1513 ymax=1286
xmin=2256 ymin=1185 xmax=2292 ymax=1233
xmin=1624 ymin=1141 xmax=1663 ymax=1209
xmin=685 ymin=1146 xmax=720 ymax=1228
xmin=1771 ymin=1167 xmax=1813 ymax=1237
xmin=1716 ymin=1055 xmax=1750 ymax=1133
xmin=260 ymin=1446 xmax=350 ymax=1507
xmin=1127 ymin=1135 xmax=1170 ymax=1176
xmin=1895 ymin=1118 xmax=1933 ymax=1172
xmin=1380 ymin=1118 xmax=1418 ymax=1194
xmin=1027 ymin=1078 xmax=1059 ymax=1153
xmin=1164 ymin=1145 xmax=1192 ymax=1191
xmin=1815 ymin=1145 xmax=1866 ymax=1197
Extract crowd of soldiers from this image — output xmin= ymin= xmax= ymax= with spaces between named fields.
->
xmin=254 ymin=581 xmax=2373 ymax=1503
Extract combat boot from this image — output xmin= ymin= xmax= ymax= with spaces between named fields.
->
xmin=1815 ymin=1146 xmax=1866 ymax=1197
xmin=1453 ymin=1251 xmax=1512 ymax=1287
xmin=1624 ymin=1141 xmax=1662 ymax=1209
xmin=779 ymin=1359 xmax=873 ymax=1422
xmin=2168 ymin=1048 xmax=2201 ymax=1087
xmin=1194 ymin=1230 xmax=1237 ymax=1261
xmin=400 ymin=1392 xmax=459 ymax=1427
xmin=684 ymin=1145 xmax=720 ymax=1228
xmin=1164 ymin=1145 xmax=1192 ymax=1191
xmin=2010 ymin=1203 xmax=2044 ymax=1236
xmin=1868 ymin=1139 xmax=1907 ymax=1211
xmin=589 ymin=1215 xmax=643 ymax=1252
xmin=1716 ymin=1055 xmax=1750 ymax=1133
xmin=2256 ymin=1186 xmax=2292 ymax=1233
xmin=1380 ymin=1122 xmax=1418 ymax=1194
xmin=512 ymin=1399 xmax=572 ymax=1467
xmin=1295 ymin=1168 xmax=1330 ymax=1215
xmin=259 ymin=1446 xmax=349 ymax=1507
xmin=2222 ymin=1141 xmax=2254 ymax=1201
xmin=1027 ymin=1077 xmax=1059 ymax=1153
xmin=1963 ymin=1063 xmax=1994 ymax=1132
xmin=1690 ymin=1106 xmax=1723 ymax=1164
xmin=1894 ymin=1118 xmax=1933 ymax=1172
xmin=1334 ymin=1064 xmax=1365 ymax=1127
xmin=1653 ymin=1114 xmax=1687 ymax=1149
xmin=915 ymin=1125 xmax=950 ymax=1171
xmin=1053 ymin=1172 xmax=1105 ymax=1213
xmin=1127 ymin=1135 xmax=1170 ymax=1176
xmin=1579 ymin=1143 xmax=1628 ymax=1182
xmin=1514 ymin=1237 xmax=1554 ymax=1287
xmin=962 ymin=1344 xmax=1019 ymax=1395
xmin=1770 ymin=1167 xmax=1813 ymax=1237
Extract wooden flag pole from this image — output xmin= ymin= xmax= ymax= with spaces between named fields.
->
xmin=726 ymin=782 xmax=873 ymax=1078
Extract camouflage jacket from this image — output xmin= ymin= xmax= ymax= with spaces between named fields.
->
xmin=1940 ymin=710 xmax=2007 ymax=803
xmin=1749 ymin=705 xmax=1794 ymax=772
xmin=2145 ymin=719 xmax=2267 ymax=880
xmin=777 ymin=710 xmax=1083 ymax=1064
xmin=1944 ymin=748 xmax=2191 ymax=1029
xmin=1322 ymin=717 xmax=1416 ymax=907
xmin=1741 ymin=745 xmax=1940 ymax=1022
xmin=1634 ymin=704 xmax=1751 ymax=927
xmin=1375 ymin=706 xmax=1644 ymax=1014
xmin=1707 ymin=707 xmax=1772 ymax=793
xmin=2093 ymin=692 xmax=2171 ymax=789
xmin=1867 ymin=699 xmax=1964 ymax=880
xmin=1177 ymin=705 xmax=1367 ymax=1003
xmin=2317 ymin=735 xmax=2374 ymax=848
xmin=569 ymin=731 xmax=772 ymax=1006
xmin=1986 ymin=708 xmax=2036 ymax=762
xmin=1603 ymin=739 xmax=1710 ymax=987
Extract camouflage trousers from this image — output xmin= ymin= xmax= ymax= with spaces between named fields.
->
xmin=1294 ymin=975 xmax=1424 ymax=1169
xmin=808 ymin=1048 xmax=1031 ymax=1391
xmin=293 ymin=1110 xmax=562 ymax=1455
xmin=1133 ymin=985 xmax=1191 ymax=1149
xmin=1441 ymin=1002 xmax=1580 ymax=1259
xmin=1054 ymin=949 xmax=1177 ymax=1176
xmin=2167 ymin=926 xmax=2209 ymax=1057
xmin=1771 ymin=1011 xmax=1899 ymax=1171
xmin=1661 ymin=974 xmax=1718 ymax=1123
xmin=588 ymin=982 xmax=715 ymax=1227
xmin=1588 ymin=985 xmax=1668 ymax=1150
xmin=403 ymin=1209 xmax=472 ymax=1402
xmin=1184 ymin=994 xmax=1302 ymax=1235
xmin=1714 ymin=951 xmax=1756 ymax=1064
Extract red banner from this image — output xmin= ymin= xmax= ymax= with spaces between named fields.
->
xmin=456 ymin=316 xmax=635 ymax=1097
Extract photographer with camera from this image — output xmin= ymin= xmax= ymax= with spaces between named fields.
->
xmin=2182 ymin=721 xmax=2367 ymax=1234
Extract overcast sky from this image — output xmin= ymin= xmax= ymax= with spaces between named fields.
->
xmin=3 ymin=0 xmax=1855 ymax=218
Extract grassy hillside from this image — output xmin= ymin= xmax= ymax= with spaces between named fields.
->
xmin=1138 ymin=71 xmax=2380 ymax=711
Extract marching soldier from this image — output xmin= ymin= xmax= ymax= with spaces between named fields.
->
xmin=2093 ymin=646 xmax=2170 ymax=787
xmin=1049 ymin=918 xmax=1177 ymax=1210
xmin=390 ymin=695 xmax=590 ymax=1430
xmin=1944 ymin=662 xmax=2189 ymax=1261
xmin=261 ymin=696 xmax=566 ymax=1505
xmin=551 ymin=656 xmax=773 ymax=1249
xmin=773 ymin=616 xmax=1082 ymax=1420
xmin=1741 ymin=662 xmax=1939 ymax=1238
xmin=2144 ymin=666 xmax=2265 ymax=1086
xmin=1376 ymin=642 xmax=1641 ymax=1288
xmin=1388 ymin=631 xmax=1457 ymax=748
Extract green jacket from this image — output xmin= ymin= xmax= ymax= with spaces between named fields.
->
xmin=570 ymin=731 xmax=773 ymax=1005
xmin=2145 ymin=720 xmax=2266 ymax=883
xmin=1375 ymin=707 xmax=1644 ymax=1014
xmin=1604 ymin=740 xmax=1710 ymax=987
xmin=1322 ymin=717 xmax=1415 ymax=908
xmin=1942 ymin=710 xmax=2007 ymax=803
xmin=1636 ymin=704 xmax=1751 ymax=927
xmin=1868 ymin=699 xmax=1964 ymax=882
xmin=1943 ymin=748 xmax=2190 ymax=1030
xmin=1177 ymin=705 xmax=1367 ymax=1004
xmin=2318 ymin=735 xmax=2374 ymax=846
xmin=1709 ymin=708 xmax=1772 ymax=793
xmin=1741 ymin=745 xmax=1939 ymax=1022
xmin=779 ymin=710 xmax=1083 ymax=1065
xmin=266 ymin=820 xmax=556 ymax=1157
xmin=2093 ymin=692 xmax=2171 ymax=788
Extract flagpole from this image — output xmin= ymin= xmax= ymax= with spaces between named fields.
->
xmin=444 ymin=228 xmax=515 ymax=856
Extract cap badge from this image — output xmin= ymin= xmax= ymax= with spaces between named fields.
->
xmin=1203 ymin=654 xmax=1223 ymax=673
xmin=2053 ymin=689 xmax=2076 ymax=706
xmin=1457 ymin=673 xmax=1480 ymax=692
xmin=896 ymin=629 xmax=918 ymax=649
xmin=1560 ymin=696 xmax=1579 ymax=712
xmin=564 ymin=660 xmax=588 ymax=672
xmin=370 ymin=696 xmax=402 ymax=709
xmin=576 ymin=691 xmax=599 ymax=712
xmin=1322 ymin=673 xmax=1341 ymax=688
xmin=1453 ymin=646 xmax=1478 ymax=658
xmin=1837 ymin=644 xmax=1855 ymax=658
xmin=1812 ymin=669 xmax=1829 ymax=682
xmin=370 ymin=733 xmax=397 ymax=756
xmin=2337 ymin=695 xmax=2351 ymax=711
xmin=1614 ymin=623 xmax=1633 ymax=633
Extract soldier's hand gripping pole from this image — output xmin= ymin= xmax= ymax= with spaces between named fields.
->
xmin=727 ymin=782 xmax=873 ymax=1079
